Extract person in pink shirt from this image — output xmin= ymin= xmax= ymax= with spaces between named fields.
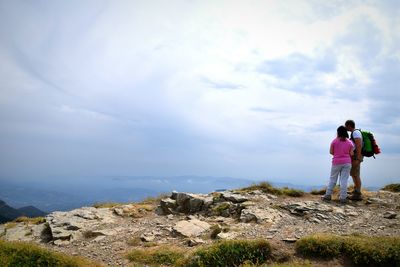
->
xmin=322 ymin=125 xmax=354 ymax=203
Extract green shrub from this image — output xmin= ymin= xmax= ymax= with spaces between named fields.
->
xmin=126 ymin=246 xmax=185 ymax=266
xmin=188 ymin=239 xmax=271 ymax=267
xmin=381 ymin=183 xmax=400 ymax=192
xmin=281 ymin=187 xmax=304 ymax=197
xmin=0 ymin=240 xmax=100 ymax=267
xmin=342 ymin=235 xmax=400 ymax=266
xmin=295 ymin=234 xmax=343 ymax=258
xmin=296 ymin=234 xmax=400 ymax=266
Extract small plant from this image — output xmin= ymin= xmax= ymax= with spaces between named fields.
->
xmin=210 ymin=224 xmax=222 ymax=239
xmin=281 ymin=187 xmax=305 ymax=197
xmin=381 ymin=183 xmax=400 ymax=192
xmin=212 ymin=202 xmax=231 ymax=215
xmin=126 ymin=245 xmax=185 ymax=266
xmin=310 ymin=188 xmax=326 ymax=195
xmin=188 ymin=239 xmax=271 ymax=267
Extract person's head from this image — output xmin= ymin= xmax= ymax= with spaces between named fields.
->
xmin=337 ymin=125 xmax=349 ymax=139
xmin=345 ymin=119 xmax=355 ymax=131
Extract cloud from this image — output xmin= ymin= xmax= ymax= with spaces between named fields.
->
xmin=0 ymin=0 xmax=399 ymax=186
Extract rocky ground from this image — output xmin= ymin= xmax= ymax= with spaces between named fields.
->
xmin=1 ymin=188 xmax=399 ymax=266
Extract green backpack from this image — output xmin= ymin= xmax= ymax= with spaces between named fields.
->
xmin=351 ymin=129 xmax=381 ymax=158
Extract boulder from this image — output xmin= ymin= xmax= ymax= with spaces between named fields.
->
xmin=383 ymin=211 xmax=397 ymax=219
xmin=221 ymin=192 xmax=249 ymax=203
xmin=158 ymin=198 xmax=177 ymax=215
xmin=173 ymin=219 xmax=211 ymax=237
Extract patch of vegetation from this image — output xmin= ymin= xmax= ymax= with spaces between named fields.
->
xmin=139 ymin=193 xmax=170 ymax=205
xmin=310 ymin=188 xmax=326 ymax=195
xmin=0 ymin=240 xmax=101 ymax=267
xmin=296 ymin=234 xmax=400 ymax=266
xmin=93 ymin=202 xmax=123 ymax=208
xmin=239 ymin=182 xmax=304 ymax=197
xmin=281 ymin=187 xmax=304 ymax=197
xmin=126 ymin=245 xmax=186 ymax=266
xmin=13 ymin=216 xmax=46 ymax=225
xmin=295 ymin=234 xmax=343 ymax=258
xmin=381 ymin=183 xmax=400 ymax=192
xmin=184 ymin=239 xmax=271 ymax=267
xmin=240 ymin=260 xmax=313 ymax=267
xmin=212 ymin=202 xmax=231 ymax=215
xmin=4 ymin=222 xmax=17 ymax=230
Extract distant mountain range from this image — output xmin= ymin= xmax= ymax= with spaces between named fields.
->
xmin=0 ymin=176 xmax=380 ymax=213
xmin=0 ymin=199 xmax=47 ymax=223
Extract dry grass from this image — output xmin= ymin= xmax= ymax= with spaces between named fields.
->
xmin=13 ymin=216 xmax=46 ymax=225
xmin=238 ymin=182 xmax=305 ymax=197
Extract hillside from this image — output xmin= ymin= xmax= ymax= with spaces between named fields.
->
xmin=0 ymin=184 xmax=399 ymax=266
xmin=0 ymin=199 xmax=47 ymax=223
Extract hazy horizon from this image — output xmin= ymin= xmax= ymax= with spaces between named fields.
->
xmin=0 ymin=1 xmax=399 ymax=188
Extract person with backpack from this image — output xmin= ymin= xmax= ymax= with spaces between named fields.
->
xmin=322 ymin=125 xmax=354 ymax=204
xmin=345 ymin=119 xmax=363 ymax=200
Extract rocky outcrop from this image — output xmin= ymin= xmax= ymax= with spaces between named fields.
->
xmin=1 ymin=188 xmax=399 ymax=267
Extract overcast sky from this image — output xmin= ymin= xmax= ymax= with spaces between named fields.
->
xmin=0 ymin=0 xmax=399 ymax=187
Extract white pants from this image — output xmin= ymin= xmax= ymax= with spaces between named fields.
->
xmin=326 ymin=163 xmax=351 ymax=200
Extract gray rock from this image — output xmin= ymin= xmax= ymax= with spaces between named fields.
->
xmin=173 ymin=219 xmax=211 ymax=237
xmin=383 ymin=211 xmax=397 ymax=219
xmin=216 ymin=232 xmax=238 ymax=240
xmin=221 ymin=192 xmax=249 ymax=203
xmin=282 ymin=237 xmax=297 ymax=243
xmin=140 ymin=233 xmax=156 ymax=242
xmin=159 ymin=198 xmax=177 ymax=215
xmin=187 ymin=238 xmax=205 ymax=247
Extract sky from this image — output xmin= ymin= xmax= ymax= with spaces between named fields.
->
xmin=0 ymin=0 xmax=399 ymax=187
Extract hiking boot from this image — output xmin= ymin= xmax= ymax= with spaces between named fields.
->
xmin=339 ymin=198 xmax=348 ymax=204
xmin=321 ymin=195 xmax=331 ymax=201
xmin=348 ymin=192 xmax=362 ymax=201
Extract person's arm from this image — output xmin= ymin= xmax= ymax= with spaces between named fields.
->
xmin=349 ymin=146 xmax=354 ymax=157
xmin=330 ymin=143 xmax=334 ymax=155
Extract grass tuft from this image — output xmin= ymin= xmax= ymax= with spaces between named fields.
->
xmin=296 ymin=234 xmax=400 ymax=266
xmin=239 ymin=182 xmax=304 ymax=197
xmin=13 ymin=216 xmax=46 ymax=225
xmin=186 ymin=239 xmax=271 ymax=267
xmin=381 ymin=183 xmax=400 ymax=193
xmin=126 ymin=245 xmax=185 ymax=266
xmin=0 ymin=240 xmax=101 ymax=267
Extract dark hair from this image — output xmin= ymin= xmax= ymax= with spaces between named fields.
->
xmin=345 ymin=119 xmax=355 ymax=128
xmin=337 ymin=125 xmax=349 ymax=139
